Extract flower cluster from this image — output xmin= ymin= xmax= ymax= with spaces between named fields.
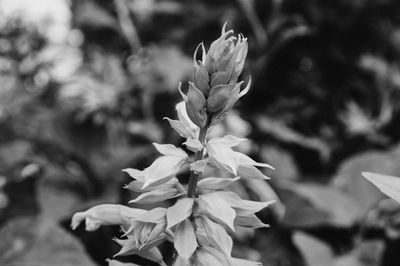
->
xmin=72 ymin=23 xmax=274 ymax=266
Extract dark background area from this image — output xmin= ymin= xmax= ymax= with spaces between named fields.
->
xmin=1 ymin=0 xmax=400 ymax=265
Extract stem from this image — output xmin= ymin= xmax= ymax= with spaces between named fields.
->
xmin=187 ymin=124 xmax=208 ymax=198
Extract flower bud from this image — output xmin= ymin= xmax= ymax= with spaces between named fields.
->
xmin=206 ymin=84 xmax=235 ymax=112
xmin=193 ymin=43 xmax=210 ymax=96
xmin=181 ymin=82 xmax=207 ymax=127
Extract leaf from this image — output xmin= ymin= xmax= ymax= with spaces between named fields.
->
xmin=107 ymin=259 xmax=141 ymax=266
xmin=198 ymin=177 xmax=240 ymax=191
xmin=174 ymin=219 xmax=198 ymax=260
xmin=122 ymin=168 xmax=145 ymax=181
xmin=212 ymin=191 xmax=275 ymax=215
xmin=234 ymin=151 xmax=274 ymax=169
xmin=237 ymin=165 xmax=270 ymax=180
xmin=167 ymin=198 xmax=194 ymax=229
xmin=196 ymin=246 xmax=229 ymax=266
xmin=129 ymin=187 xmax=182 ymax=204
xmin=164 ymin=117 xmax=191 ymax=138
xmin=234 ymin=213 xmax=269 ymax=228
xmin=208 ymin=135 xmax=247 ymax=147
xmin=207 ymin=142 xmax=238 ymax=174
xmin=183 ymin=138 xmax=203 ymax=152
xmin=197 ymin=216 xmax=233 ymax=257
xmin=175 ymin=101 xmax=199 ymax=139
xmin=125 ymin=177 xmax=179 ymax=192
xmin=362 ymin=172 xmax=400 ymax=204
xmin=292 ymin=231 xmax=334 ymax=266
xmin=114 ymin=240 xmax=166 ymax=265
xmin=230 ymin=257 xmax=262 ymax=266
xmin=153 ymin=143 xmax=188 ymax=157
xmin=198 ymin=193 xmax=236 ymax=231
xmin=143 ymin=156 xmax=187 ymax=188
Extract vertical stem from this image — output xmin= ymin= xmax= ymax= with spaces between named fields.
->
xmin=187 ymin=125 xmax=208 ymax=198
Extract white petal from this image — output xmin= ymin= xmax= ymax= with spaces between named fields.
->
xmin=234 ymin=152 xmax=274 ymax=169
xmin=207 ymin=143 xmax=238 ymax=174
xmin=198 ymin=177 xmax=240 ymax=191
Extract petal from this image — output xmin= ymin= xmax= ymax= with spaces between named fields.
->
xmin=71 ymin=204 xmax=145 ymax=231
xmin=183 ymin=138 xmax=203 ymax=152
xmin=143 ymin=156 xmax=187 ymax=188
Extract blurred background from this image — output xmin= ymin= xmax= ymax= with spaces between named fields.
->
xmin=1 ymin=0 xmax=400 ymax=265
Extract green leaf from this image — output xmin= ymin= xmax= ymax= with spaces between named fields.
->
xmin=211 ymin=191 xmax=274 ymax=216
xmin=196 ymin=246 xmax=229 ymax=266
xmin=142 ymin=156 xmax=187 ymax=188
xmin=183 ymin=138 xmax=203 ymax=152
xmin=230 ymin=257 xmax=262 ymax=266
xmin=208 ymin=135 xmax=247 ymax=147
xmin=197 ymin=216 xmax=233 ymax=257
xmin=207 ymin=142 xmax=238 ymax=174
xmin=190 ymin=159 xmax=209 ymax=174
xmin=167 ymin=198 xmax=194 ymax=229
xmin=234 ymin=213 xmax=269 ymax=229
xmin=198 ymin=177 xmax=240 ymax=191
xmin=174 ymin=219 xmax=198 ymax=260
xmin=153 ymin=143 xmax=188 ymax=157
xmin=198 ymin=193 xmax=236 ymax=231
xmin=129 ymin=187 xmax=182 ymax=204
xmin=234 ymin=151 xmax=274 ymax=169
xmin=125 ymin=177 xmax=179 ymax=193
xmin=362 ymin=172 xmax=400 ymax=204
xmin=237 ymin=164 xmax=270 ymax=180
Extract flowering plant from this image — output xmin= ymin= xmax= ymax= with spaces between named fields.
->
xmin=72 ymin=23 xmax=274 ymax=266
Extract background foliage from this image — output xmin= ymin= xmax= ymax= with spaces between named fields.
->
xmin=1 ymin=0 xmax=400 ymax=265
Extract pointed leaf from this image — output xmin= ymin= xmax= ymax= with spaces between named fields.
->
xmin=164 ymin=117 xmax=190 ymax=138
xmin=212 ymin=191 xmax=275 ymax=215
xmin=362 ymin=172 xmax=400 ymax=204
xmin=129 ymin=187 xmax=181 ymax=204
xmin=207 ymin=143 xmax=238 ymax=174
xmin=209 ymin=135 xmax=247 ymax=148
xmin=143 ymin=156 xmax=187 ymax=188
xmin=125 ymin=178 xmax=179 ymax=193
xmin=234 ymin=151 xmax=274 ymax=169
xmin=230 ymin=257 xmax=261 ymax=266
xmin=198 ymin=177 xmax=240 ymax=191
xmin=174 ymin=219 xmax=198 ymax=260
xmin=234 ymin=213 xmax=269 ymax=228
xmin=153 ymin=143 xmax=188 ymax=157
xmin=198 ymin=193 xmax=236 ymax=231
xmin=237 ymin=164 xmax=270 ymax=180
xmin=122 ymin=168 xmax=145 ymax=181
xmin=197 ymin=216 xmax=233 ymax=256
xmin=183 ymin=138 xmax=203 ymax=152
xmin=167 ymin=198 xmax=194 ymax=229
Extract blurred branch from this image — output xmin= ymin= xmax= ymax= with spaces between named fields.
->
xmin=114 ymin=0 xmax=141 ymax=52
xmin=236 ymin=0 xmax=268 ymax=47
xmin=256 ymin=116 xmax=331 ymax=161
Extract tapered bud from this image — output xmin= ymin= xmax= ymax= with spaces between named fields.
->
xmin=204 ymin=23 xmax=248 ymax=86
xmin=193 ymin=43 xmax=210 ymax=96
xmin=181 ymin=82 xmax=207 ymax=127
xmin=206 ymin=84 xmax=235 ymax=112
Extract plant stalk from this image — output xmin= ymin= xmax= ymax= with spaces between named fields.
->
xmin=187 ymin=123 xmax=208 ymax=198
